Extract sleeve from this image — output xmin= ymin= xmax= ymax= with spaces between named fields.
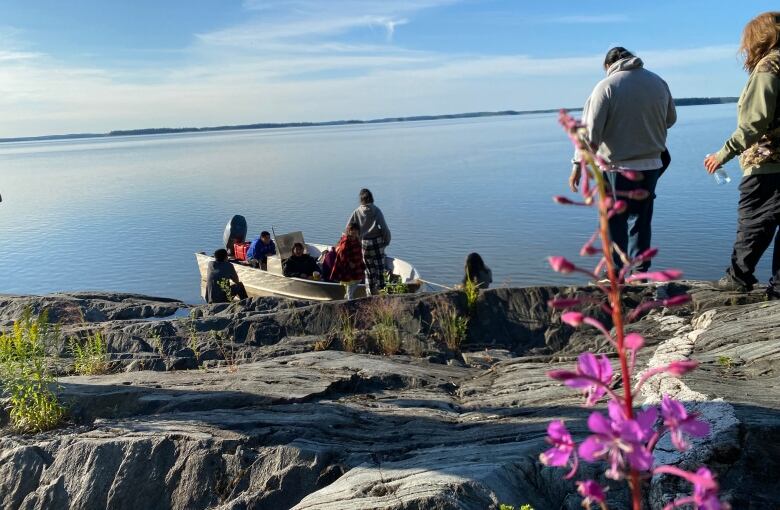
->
xmin=574 ymin=85 xmax=609 ymax=163
xmin=665 ymin=85 xmax=677 ymax=128
xmin=377 ymin=209 xmax=391 ymax=245
xmin=229 ymin=264 xmax=239 ymax=284
xmin=346 ymin=209 xmax=358 ymax=232
xmin=572 ymin=96 xmax=591 ymax=163
xmin=715 ymin=73 xmax=780 ymax=164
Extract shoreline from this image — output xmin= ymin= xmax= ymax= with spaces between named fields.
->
xmin=0 ymin=97 xmax=737 ymax=145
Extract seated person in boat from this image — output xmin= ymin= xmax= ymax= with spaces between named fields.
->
xmin=330 ymin=223 xmax=366 ymax=300
xmin=283 ymin=242 xmax=321 ymax=279
xmin=205 ymin=249 xmax=249 ymax=303
xmin=247 ymin=230 xmax=276 ymax=270
xmin=462 ymin=252 xmax=492 ymax=289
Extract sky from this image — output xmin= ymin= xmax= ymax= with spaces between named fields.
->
xmin=0 ymin=0 xmax=776 ymax=138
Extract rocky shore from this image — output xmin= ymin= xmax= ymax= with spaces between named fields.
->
xmin=0 ymin=284 xmax=778 ymax=509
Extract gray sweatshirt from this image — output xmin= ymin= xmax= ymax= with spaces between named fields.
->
xmin=347 ymin=203 xmax=391 ymax=245
xmin=575 ymin=57 xmax=676 ymax=169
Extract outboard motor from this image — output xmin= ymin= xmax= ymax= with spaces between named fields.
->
xmin=223 ymin=215 xmax=248 ymax=256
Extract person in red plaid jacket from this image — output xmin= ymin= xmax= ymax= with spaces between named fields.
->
xmin=330 ymin=223 xmax=366 ymax=299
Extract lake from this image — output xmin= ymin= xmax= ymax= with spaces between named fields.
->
xmin=0 ymin=104 xmax=765 ymax=304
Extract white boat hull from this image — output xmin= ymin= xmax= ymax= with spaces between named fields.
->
xmin=196 ymin=243 xmax=421 ymax=302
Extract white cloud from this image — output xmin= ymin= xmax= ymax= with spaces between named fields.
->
xmin=0 ymin=1 xmax=744 ymax=138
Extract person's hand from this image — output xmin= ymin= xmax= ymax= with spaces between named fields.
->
xmin=569 ymin=165 xmax=581 ymax=192
xmin=703 ymin=154 xmax=722 ymax=174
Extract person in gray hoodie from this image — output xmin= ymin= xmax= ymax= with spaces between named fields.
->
xmin=347 ymin=188 xmax=391 ymax=295
xmin=570 ymin=47 xmax=677 ymax=272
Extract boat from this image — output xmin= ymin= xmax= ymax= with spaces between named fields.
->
xmin=196 ymin=231 xmax=422 ymax=301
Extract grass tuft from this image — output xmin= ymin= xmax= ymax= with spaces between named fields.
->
xmin=431 ymin=299 xmax=469 ymax=352
xmin=70 ymin=330 xmax=110 ymax=375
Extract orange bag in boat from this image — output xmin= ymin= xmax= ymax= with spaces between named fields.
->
xmin=233 ymin=241 xmax=251 ymax=261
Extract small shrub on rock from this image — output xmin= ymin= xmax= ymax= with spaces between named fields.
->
xmin=70 ymin=330 xmax=110 ymax=375
xmin=0 ymin=309 xmax=65 ymax=433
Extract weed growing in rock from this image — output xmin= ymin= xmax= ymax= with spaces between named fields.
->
xmin=313 ymin=338 xmax=333 ymax=351
xmin=539 ymin=111 xmax=727 ymax=510
xmin=187 ymin=317 xmax=202 ymax=366
xmin=716 ymin=355 xmax=734 ymax=371
xmin=499 ymin=505 xmax=534 ymax=510
xmin=0 ymin=309 xmax=65 ymax=433
xmin=69 ymin=330 xmax=110 ymax=375
xmin=218 ymin=278 xmax=234 ymax=301
xmin=365 ymin=298 xmax=404 ymax=355
xmin=462 ymin=273 xmax=481 ymax=315
xmin=431 ymin=299 xmax=468 ymax=351
xmin=213 ymin=331 xmax=238 ymax=372
xmin=338 ymin=311 xmax=359 ymax=352
xmin=379 ymin=271 xmax=410 ymax=295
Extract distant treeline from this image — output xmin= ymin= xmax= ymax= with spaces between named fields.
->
xmin=0 ymin=97 xmax=738 ymax=144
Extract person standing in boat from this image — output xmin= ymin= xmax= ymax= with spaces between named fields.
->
xmin=347 ymin=188 xmax=391 ymax=295
xmin=247 ymin=230 xmax=276 ymax=270
xmin=205 ymin=249 xmax=249 ymax=303
xmin=330 ymin=223 xmax=366 ymax=300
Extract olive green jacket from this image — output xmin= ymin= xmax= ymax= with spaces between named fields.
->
xmin=715 ymin=49 xmax=780 ymax=176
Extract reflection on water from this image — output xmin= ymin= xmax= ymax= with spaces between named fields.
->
xmin=0 ymin=104 xmax=764 ymax=304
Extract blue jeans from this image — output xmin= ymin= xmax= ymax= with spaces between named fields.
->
xmin=607 ymin=168 xmax=662 ymax=272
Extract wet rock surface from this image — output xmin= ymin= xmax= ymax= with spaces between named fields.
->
xmin=0 ymin=284 xmax=778 ymax=509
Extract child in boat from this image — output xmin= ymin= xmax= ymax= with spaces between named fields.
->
xmin=330 ymin=223 xmax=366 ymax=300
xmin=205 ymin=249 xmax=249 ymax=303
xmin=283 ymin=242 xmax=321 ymax=279
xmin=247 ymin=231 xmax=276 ymax=270
xmin=462 ymin=252 xmax=492 ymax=289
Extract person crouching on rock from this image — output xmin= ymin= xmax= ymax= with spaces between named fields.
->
xmin=330 ymin=223 xmax=366 ymax=300
xmin=283 ymin=242 xmax=321 ymax=279
xmin=247 ymin=230 xmax=276 ymax=270
xmin=206 ymin=249 xmax=249 ymax=303
xmin=462 ymin=252 xmax=492 ymax=289
xmin=347 ymin=188 xmax=391 ymax=296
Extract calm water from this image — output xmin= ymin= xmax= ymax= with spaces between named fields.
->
xmin=0 ymin=104 xmax=768 ymax=304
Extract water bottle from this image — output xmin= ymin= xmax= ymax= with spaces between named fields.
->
xmin=713 ymin=168 xmax=731 ymax=185
xmin=706 ymin=154 xmax=731 ymax=185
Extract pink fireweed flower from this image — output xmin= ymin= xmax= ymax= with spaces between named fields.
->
xmin=549 ymin=297 xmax=583 ymax=309
xmin=561 ymin=311 xmax=585 ymax=327
xmin=611 ymin=199 xmax=628 ymax=214
xmin=661 ymin=395 xmax=710 ymax=451
xmin=548 ymin=256 xmax=577 ymax=274
xmin=618 ymin=169 xmax=644 ymax=181
xmin=626 ymin=189 xmax=650 ymax=200
xmin=549 ymin=352 xmax=614 ymax=406
xmin=634 ymin=247 xmax=659 ymax=263
xmin=663 ymin=294 xmax=692 ymax=307
xmin=579 ymin=401 xmax=657 ymax=479
xmin=634 ymin=360 xmax=699 ymax=395
xmin=666 ymin=360 xmax=699 ymax=376
xmin=626 ymin=269 xmax=683 ymax=282
xmin=655 ymin=466 xmax=729 ymax=510
xmin=624 ymin=333 xmax=644 ymax=351
xmin=580 ymin=243 xmax=601 ymax=256
xmin=539 ymin=420 xmax=579 ymax=478
xmin=577 ymin=480 xmax=607 ymax=509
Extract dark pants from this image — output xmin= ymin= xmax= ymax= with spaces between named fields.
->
xmin=607 ymin=168 xmax=662 ymax=272
xmin=727 ymin=173 xmax=780 ymax=292
xmin=231 ymin=282 xmax=249 ymax=300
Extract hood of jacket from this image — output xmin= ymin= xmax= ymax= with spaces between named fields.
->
xmin=607 ymin=56 xmax=644 ymax=76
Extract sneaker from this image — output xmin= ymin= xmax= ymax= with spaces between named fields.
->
xmin=713 ymin=274 xmax=752 ymax=293
xmin=768 ymin=287 xmax=780 ymax=301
